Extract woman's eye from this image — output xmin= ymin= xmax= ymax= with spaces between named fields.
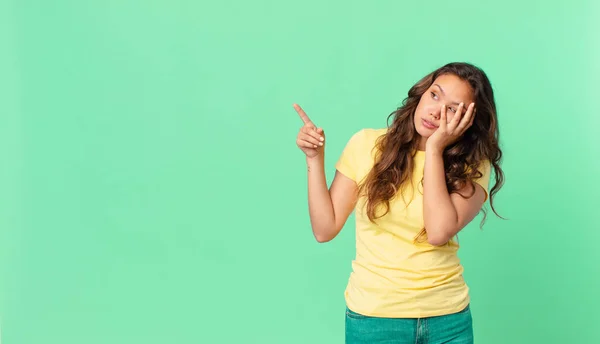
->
xmin=449 ymin=107 xmax=457 ymax=113
xmin=430 ymin=91 xmax=438 ymax=99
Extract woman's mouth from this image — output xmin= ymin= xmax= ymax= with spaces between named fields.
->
xmin=422 ymin=118 xmax=437 ymax=130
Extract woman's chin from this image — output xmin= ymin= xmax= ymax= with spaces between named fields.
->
xmin=415 ymin=126 xmax=433 ymax=138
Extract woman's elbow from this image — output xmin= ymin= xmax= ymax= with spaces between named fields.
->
xmin=314 ymin=235 xmax=332 ymax=243
xmin=426 ymin=228 xmax=455 ymax=246
xmin=313 ymin=225 xmax=341 ymax=243
xmin=427 ymin=235 xmax=450 ymax=246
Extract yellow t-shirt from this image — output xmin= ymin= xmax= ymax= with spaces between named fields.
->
xmin=335 ymin=128 xmax=491 ymax=318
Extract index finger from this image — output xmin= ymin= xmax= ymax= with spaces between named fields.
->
xmin=293 ymin=103 xmax=313 ymax=125
xmin=460 ymin=103 xmax=475 ymax=125
xmin=439 ymin=104 xmax=447 ymax=130
xmin=450 ymin=103 xmax=465 ymax=126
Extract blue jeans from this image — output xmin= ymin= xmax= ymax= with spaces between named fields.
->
xmin=345 ymin=305 xmax=473 ymax=344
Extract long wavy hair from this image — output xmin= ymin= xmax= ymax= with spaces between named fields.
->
xmin=358 ymin=62 xmax=504 ymax=228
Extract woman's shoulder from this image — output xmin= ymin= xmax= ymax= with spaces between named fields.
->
xmin=341 ymin=128 xmax=388 ymax=154
xmin=337 ymin=128 xmax=388 ymax=178
xmin=347 ymin=127 xmax=388 ymax=144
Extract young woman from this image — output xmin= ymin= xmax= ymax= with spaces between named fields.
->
xmin=294 ymin=62 xmax=504 ymax=343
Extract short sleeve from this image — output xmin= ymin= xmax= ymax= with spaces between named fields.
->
xmin=473 ymin=160 xmax=492 ymax=202
xmin=335 ymin=130 xmax=365 ymax=182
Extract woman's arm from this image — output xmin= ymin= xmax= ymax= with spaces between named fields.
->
xmin=293 ymin=103 xmax=358 ymax=243
xmin=423 ymin=102 xmax=486 ymax=246
xmin=306 ymin=155 xmax=357 ymax=243
xmin=422 ymin=148 xmax=486 ymax=246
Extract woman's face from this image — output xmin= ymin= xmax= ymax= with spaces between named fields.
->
xmin=414 ymin=73 xmax=475 ymax=140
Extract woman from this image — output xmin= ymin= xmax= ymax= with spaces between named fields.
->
xmin=294 ymin=62 xmax=504 ymax=343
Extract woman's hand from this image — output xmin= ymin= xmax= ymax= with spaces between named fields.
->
xmin=427 ymin=102 xmax=475 ymax=152
xmin=294 ymin=103 xmax=325 ymax=159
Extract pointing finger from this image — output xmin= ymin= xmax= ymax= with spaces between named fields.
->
xmin=293 ymin=103 xmax=313 ymax=125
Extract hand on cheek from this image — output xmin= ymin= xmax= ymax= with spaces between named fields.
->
xmin=427 ymin=102 xmax=475 ymax=151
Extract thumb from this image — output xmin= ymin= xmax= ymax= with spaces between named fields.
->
xmin=316 ymin=127 xmax=326 ymax=138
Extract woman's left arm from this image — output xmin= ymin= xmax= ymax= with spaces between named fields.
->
xmin=423 ymin=102 xmax=486 ymax=246
xmin=422 ymin=147 xmax=486 ymax=246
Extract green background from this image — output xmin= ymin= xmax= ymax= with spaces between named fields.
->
xmin=1 ymin=1 xmax=598 ymax=343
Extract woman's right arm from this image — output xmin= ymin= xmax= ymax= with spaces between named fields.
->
xmin=293 ymin=103 xmax=358 ymax=243
xmin=306 ymin=156 xmax=357 ymax=243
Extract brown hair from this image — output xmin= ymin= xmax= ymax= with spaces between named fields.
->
xmin=358 ymin=62 xmax=504 ymax=227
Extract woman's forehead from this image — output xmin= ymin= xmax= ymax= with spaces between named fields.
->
xmin=432 ymin=74 xmax=474 ymax=102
